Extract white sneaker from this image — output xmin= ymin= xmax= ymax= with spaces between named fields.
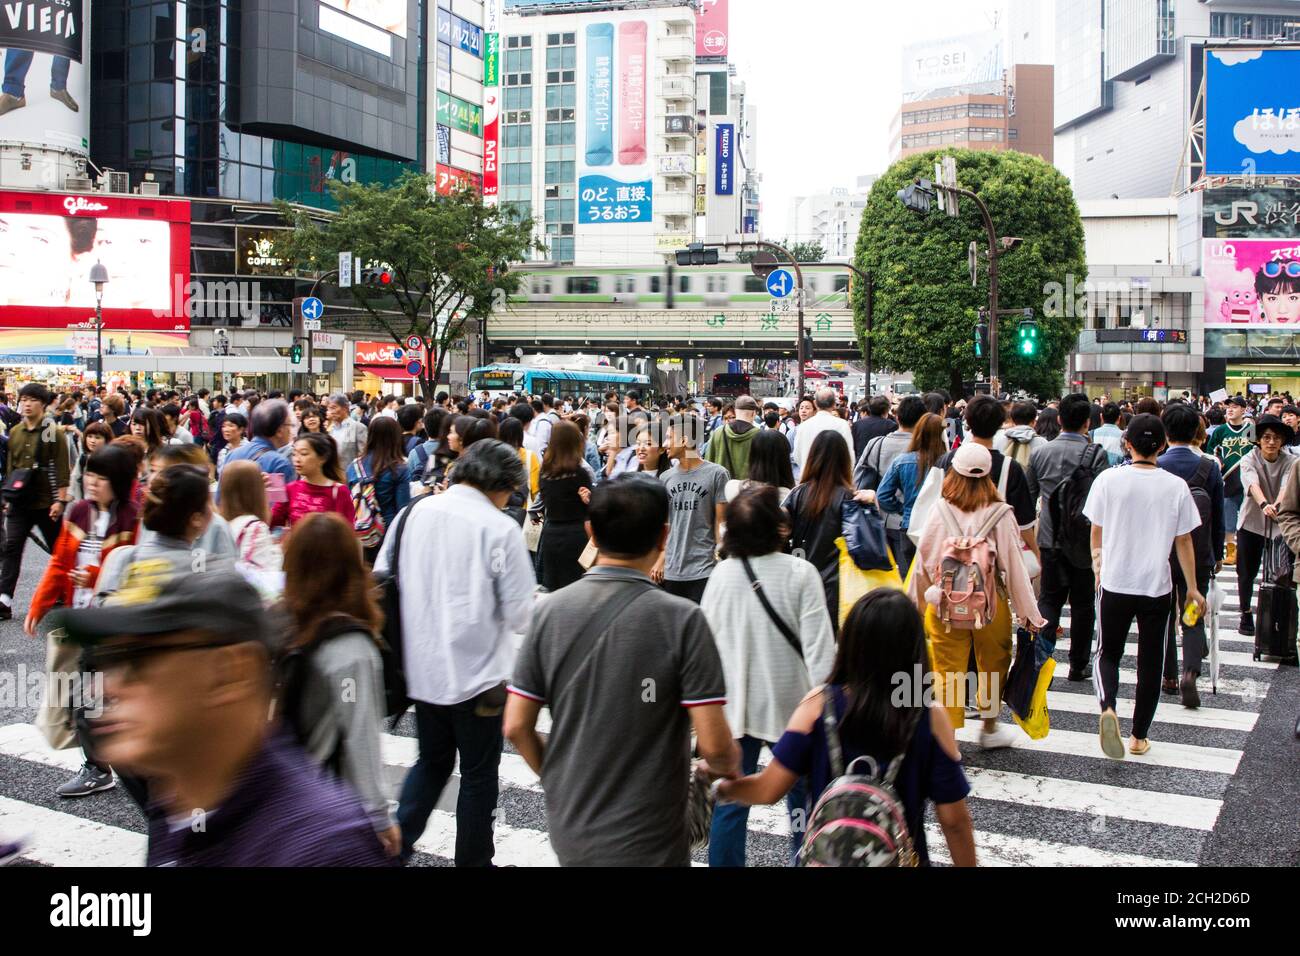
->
xmin=979 ymin=724 xmax=1018 ymax=750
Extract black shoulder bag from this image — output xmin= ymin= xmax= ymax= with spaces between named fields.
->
xmin=740 ymin=557 xmax=803 ymax=662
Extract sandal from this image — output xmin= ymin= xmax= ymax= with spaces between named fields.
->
xmin=1129 ymin=738 xmax=1151 ymax=756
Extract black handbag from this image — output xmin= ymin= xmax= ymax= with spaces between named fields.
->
xmin=841 ymin=498 xmax=892 ymax=572
xmin=1255 ymin=526 xmax=1299 ymax=663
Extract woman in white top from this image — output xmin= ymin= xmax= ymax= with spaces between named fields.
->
xmin=700 ymin=484 xmax=835 ymax=867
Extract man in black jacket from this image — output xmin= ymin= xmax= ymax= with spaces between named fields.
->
xmin=851 ymin=395 xmax=897 ymax=461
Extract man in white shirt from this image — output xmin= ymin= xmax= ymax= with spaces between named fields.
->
xmin=792 ymin=387 xmax=854 ymax=472
xmin=1084 ymin=414 xmax=1205 ymax=762
xmin=326 ymin=392 xmax=368 ymax=466
xmin=375 ymin=440 xmax=536 ymax=866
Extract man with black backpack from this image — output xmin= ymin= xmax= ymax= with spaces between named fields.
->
xmin=1158 ymin=403 xmax=1225 ymax=709
xmin=0 ymin=383 xmax=70 ymax=621
xmin=1025 ymin=394 xmax=1110 ymax=681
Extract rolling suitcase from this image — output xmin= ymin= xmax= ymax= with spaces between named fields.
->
xmin=1254 ymin=535 xmax=1299 ymax=665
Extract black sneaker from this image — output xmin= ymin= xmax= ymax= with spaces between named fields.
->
xmin=0 ymin=604 xmax=11 ymax=621
xmin=1068 ymin=664 xmax=1093 ymax=682
xmin=1238 ymin=612 xmax=1255 ymax=636
xmin=1180 ymin=671 xmax=1200 ymax=710
xmin=56 ymin=763 xmax=115 ymax=798
xmin=1162 ymin=678 xmax=1179 ymax=696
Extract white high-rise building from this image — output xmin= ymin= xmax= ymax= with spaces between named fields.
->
xmin=786 ymin=178 xmax=875 ymax=261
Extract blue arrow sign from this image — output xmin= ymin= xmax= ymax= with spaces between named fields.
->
xmin=766 ymin=269 xmax=794 ymax=299
xmin=301 ymin=297 xmax=325 ymax=321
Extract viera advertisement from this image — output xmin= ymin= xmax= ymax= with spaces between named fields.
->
xmin=0 ymin=192 xmax=190 ymax=331
xmin=1203 ymin=238 xmax=1300 ymax=328
xmin=577 ymin=16 xmax=653 ymax=226
xmin=0 ymin=0 xmax=88 ymax=155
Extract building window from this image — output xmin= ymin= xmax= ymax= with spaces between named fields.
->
xmin=550 ymin=237 xmax=575 ymax=262
xmin=709 ymin=71 xmax=727 ymax=115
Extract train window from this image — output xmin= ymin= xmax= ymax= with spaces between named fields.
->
xmin=833 ymin=275 xmax=850 ymax=293
xmin=614 ymin=275 xmax=636 ymax=293
xmin=744 ymin=275 xmax=766 ymax=293
xmin=532 ymin=277 xmax=553 ymax=294
xmin=649 ymin=275 xmax=662 ymax=294
xmin=566 ymin=276 xmax=599 ymax=294
xmin=679 ymin=274 xmax=691 ymax=293
xmin=706 ymin=275 xmax=726 ymax=293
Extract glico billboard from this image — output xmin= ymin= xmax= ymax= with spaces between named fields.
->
xmin=0 ymin=191 xmax=191 ymax=331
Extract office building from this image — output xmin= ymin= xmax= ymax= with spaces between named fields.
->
xmin=787 ymin=179 xmax=874 ymax=260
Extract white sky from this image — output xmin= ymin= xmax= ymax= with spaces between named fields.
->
xmin=728 ymin=0 xmax=1007 ymax=240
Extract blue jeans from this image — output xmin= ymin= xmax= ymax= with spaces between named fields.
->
xmin=396 ymin=699 xmax=503 ymax=866
xmin=2 ymin=50 xmax=70 ymax=97
xmin=708 ymin=735 xmax=807 ymax=867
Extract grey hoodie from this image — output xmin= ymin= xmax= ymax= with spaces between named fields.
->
xmin=994 ymin=425 xmax=1047 ymax=466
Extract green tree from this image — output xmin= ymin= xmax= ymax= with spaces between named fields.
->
xmin=852 ymin=149 xmax=1086 ymax=398
xmin=734 ymin=238 xmax=826 ymax=264
xmin=275 ymin=172 xmax=542 ymax=398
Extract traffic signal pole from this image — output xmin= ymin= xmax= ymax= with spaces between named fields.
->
xmin=945 ymin=186 xmax=1000 ymax=395
xmin=701 ymin=239 xmax=806 ymax=398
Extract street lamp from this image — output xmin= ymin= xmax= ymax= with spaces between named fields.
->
xmin=89 ymin=262 xmax=109 ymax=386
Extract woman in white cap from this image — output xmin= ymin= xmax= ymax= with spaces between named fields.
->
xmin=908 ymin=442 xmax=1046 ymax=749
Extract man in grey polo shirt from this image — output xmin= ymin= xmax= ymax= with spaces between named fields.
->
xmin=505 ymin=475 xmax=740 ymax=866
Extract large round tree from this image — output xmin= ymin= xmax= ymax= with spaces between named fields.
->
xmin=853 ymin=148 xmax=1086 ymax=398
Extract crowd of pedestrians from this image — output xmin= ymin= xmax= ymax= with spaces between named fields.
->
xmin=2 ymin=378 xmax=1297 ymax=869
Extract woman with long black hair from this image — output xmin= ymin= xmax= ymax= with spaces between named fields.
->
xmin=531 ymin=421 xmax=593 ymax=592
xmin=714 ymin=589 xmax=976 ymax=866
xmin=783 ymin=430 xmax=876 ymax=629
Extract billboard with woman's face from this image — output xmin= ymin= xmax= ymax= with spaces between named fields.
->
xmin=1204 ymin=238 xmax=1300 ymax=327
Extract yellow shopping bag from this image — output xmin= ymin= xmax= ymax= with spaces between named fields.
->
xmin=836 ymin=537 xmax=904 ymax=628
xmin=1010 ymin=656 xmax=1056 ymax=740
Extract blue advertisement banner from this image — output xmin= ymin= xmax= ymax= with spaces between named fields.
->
xmin=585 ymin=23 xmax=615 ymax=167
xmin=454 ymin=15 xmax=484 ymax=58
xmin=578 ymin=175 xmax=652 ymax=224
xmin=716 ymin=123 xmax=735 ymax=195
xmin=1206 ymin=49 xmax=1300 ymax=177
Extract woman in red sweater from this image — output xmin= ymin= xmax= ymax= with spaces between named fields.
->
xmin=273 ymin=432 xmax=354 ymax=528
xmin=26 ymin=444 xmax=140 ymax=631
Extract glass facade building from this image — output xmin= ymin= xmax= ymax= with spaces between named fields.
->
xmin=91 ymin=1 xmax=416 ymax=212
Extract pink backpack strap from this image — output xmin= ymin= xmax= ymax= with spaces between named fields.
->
xmin=974 ymin=503 xmax=1013 ymax=542
xmin=936 ymin=500 xmax=964 ymax=538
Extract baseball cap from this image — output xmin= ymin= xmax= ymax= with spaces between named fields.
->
xmin=1228 ymin=396 xmax=1249 ymax=408
xmin=951 ymin=442 xmax=992 ymax=478
xmin=49 ymin=570 xmax=273 ymax=651
xmin=735 ymin=395 xmax=759 ymax=412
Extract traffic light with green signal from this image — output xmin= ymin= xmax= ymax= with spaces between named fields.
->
xmin=1017 ymin=310 xmax=1040 ymax=358
xmin=974 ymin=313 xmax=990 ymax=359
xmin=290 ymin=342 xmax=303 ymax=364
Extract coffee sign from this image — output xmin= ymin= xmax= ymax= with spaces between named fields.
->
xmin=236 ymin=229 xmax=293 ymax=277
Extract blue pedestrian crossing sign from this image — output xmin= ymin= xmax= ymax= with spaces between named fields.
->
xmin=766 ymin=269 xmax=794 ymax=299
xmin=301 ymin=297 xmax=325 ymax=321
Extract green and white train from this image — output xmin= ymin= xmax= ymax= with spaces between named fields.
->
xmin=511 ymin=263 xmax=853 ymax=311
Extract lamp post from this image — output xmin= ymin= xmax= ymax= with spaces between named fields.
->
xmin=89 ymin=262 xmax=109 ymax=386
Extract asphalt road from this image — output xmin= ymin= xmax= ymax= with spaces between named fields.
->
xmin=1 ymin=538 xmax=1297 ymax=867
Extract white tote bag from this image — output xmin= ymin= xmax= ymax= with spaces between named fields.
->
xmin=906 ymin=467 xmax=944 ymax=549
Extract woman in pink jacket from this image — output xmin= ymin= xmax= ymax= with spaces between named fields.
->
xmin=908 ymin=442 xmax=1047 ymax=749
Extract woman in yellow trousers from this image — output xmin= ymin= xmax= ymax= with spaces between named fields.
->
xmin=908 ymin=444 xmax=1047 ymax=750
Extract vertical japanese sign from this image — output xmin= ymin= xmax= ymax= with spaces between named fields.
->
xmin=484 ymin=31 xmax=500 ymax=85
xmin=483 ymin=91 xmax=500 ymax=198
xmin=695 ymin=0 xmax=729 ymax=59
xmin=482 ymin=0 xmax=503 ymax=202
xmin=618 ymin=21 xmax=648 ymax=165
xmin=715 ymin=123 xmax=734 ymax=195
xmin=585 ymin=23 xmax=615 ymax=167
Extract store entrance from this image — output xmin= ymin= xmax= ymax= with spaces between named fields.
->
xmin=1225 ymin=367 xmax=1300 ymax=400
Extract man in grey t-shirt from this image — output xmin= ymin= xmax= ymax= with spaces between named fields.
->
xmin=656 ymin=416 xmax=728 ymax=604
xmin=505 ymin=476 xmax=740 ymax=866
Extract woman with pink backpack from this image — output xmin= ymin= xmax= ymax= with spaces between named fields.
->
xmin=908 ymin=443 xmax=1047 ymax=749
